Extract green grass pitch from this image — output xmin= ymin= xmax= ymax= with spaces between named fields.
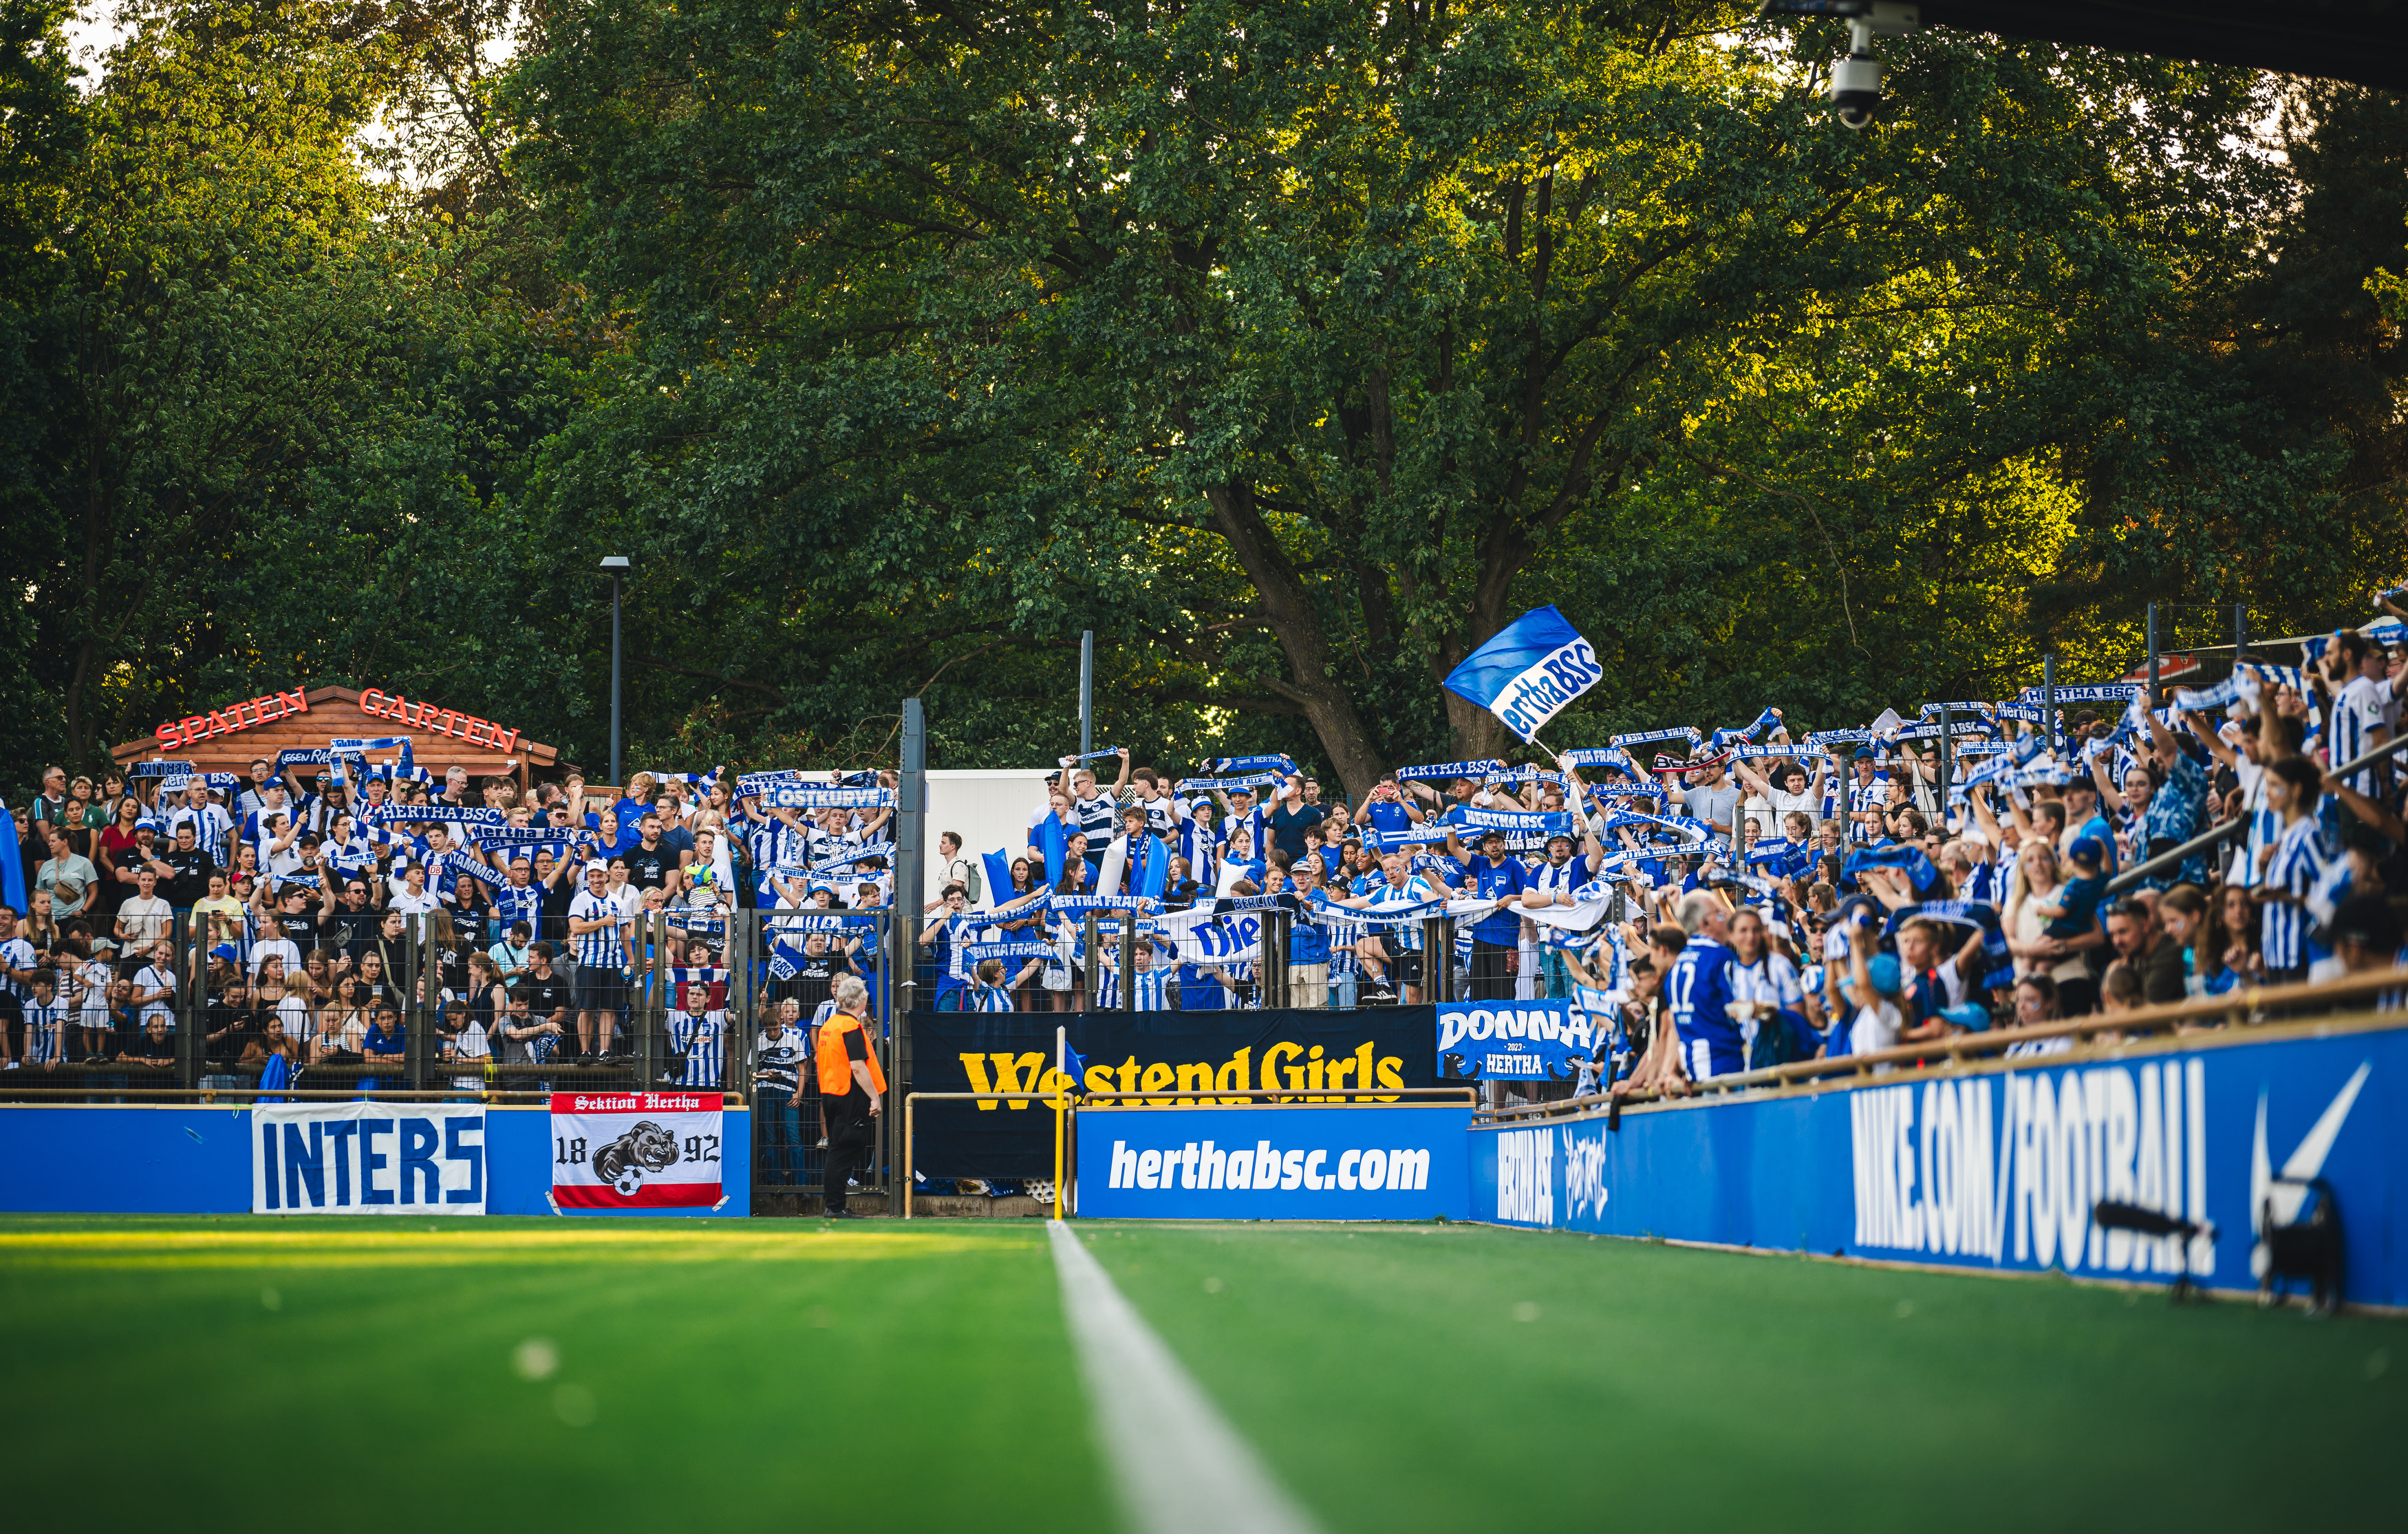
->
xmin=3 ymin=1216 xmax=2397 ymax=1531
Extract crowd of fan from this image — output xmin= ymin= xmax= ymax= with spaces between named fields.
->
xmin=915 ymin=622 xmax=2406 ymax=1096
xmin=6 ymin=618 xmax=2402 ymax=1103
xmin=4 ymin=761 xmax=900 ymax=1087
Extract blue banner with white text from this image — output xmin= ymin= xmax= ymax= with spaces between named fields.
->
xmin=1470 ymin=1024 xmax=2408 ymax=1307
xmin=1435 ymin=999 xmax=1595 ymax=1083
xmin=1079 ymin=1104 xmax=1471 ymax=1220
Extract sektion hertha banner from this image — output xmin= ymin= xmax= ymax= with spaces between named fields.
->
xmin=550 ymin=1092 xmax=726 ymax=1209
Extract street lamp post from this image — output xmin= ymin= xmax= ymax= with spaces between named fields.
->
xmin=601 ymin=556 xmax=630 ymax=787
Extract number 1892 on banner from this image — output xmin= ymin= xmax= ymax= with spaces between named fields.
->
xmin=550 ymin=1092 xmax=726 ymax=1211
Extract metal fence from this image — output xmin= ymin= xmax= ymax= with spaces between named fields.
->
xmin=1 ymin=904 xmax=914 ymax=1213
xmin=912 ymin=905 xmax=1619 ymax=1015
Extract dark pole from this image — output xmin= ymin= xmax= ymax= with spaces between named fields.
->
xmin=2043 ymin=653 xmax=2057 ymax=757
xmin=892 ymin=695 xmax=927 ymax=1207
xmin=1079 ymin=630 xmax=1094 ymax=757
xmin=2233 ymin=602 xmax=2247 ymax=665
xmin=894 ymin=697 xmax=927 ymax=1011
xmin=2146 ymin=601 xmax=2160 ymax=708
xmin=602 ymin=555 xmax=630 ymax=788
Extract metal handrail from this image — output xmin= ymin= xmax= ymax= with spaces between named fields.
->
xmin=1485 ymin=964 xmax=2407 ymax=1123
xmin=1081 ymin=1088 xmax=1479 ymax=1104
xmin=902 ymin=1090 xmax=1072 ymax=1220
xmin=2105 ymin=728 xmax=2408 ymax=894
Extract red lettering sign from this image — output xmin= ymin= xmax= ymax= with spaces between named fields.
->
xmin=149 ymin=684 xmax=518 ymax=759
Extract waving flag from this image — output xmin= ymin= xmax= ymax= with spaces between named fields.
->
xmin=1441 ymin=606 xmax=1603 ymax=743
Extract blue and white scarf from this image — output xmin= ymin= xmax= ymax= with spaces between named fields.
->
xmin=784 ymin=841 xmax=896 ymax=878
xmin=1173 ymin=772 xmax=1285 ymax=795
xmin=1559 ymin=746 xmax=1640 ymax=774
xmin=2015 ymin=683 xmax=2133 ymax=704
xmin=1609 ymin=727 xmax=1701 ymax=749
xmin=1051 ymin=894 xmax=1161 ymax=915
xmin=735 ymin=770 xmax=808 ymax=799
xmin=1842 ymin=844 xmax=1946 ymax=898
xmin=1602 ymin=810 xmax=1714 ymax=844
xmin=2173 ymin=673 xmax=2257 ymax=713
xmin=1393 ymin=759 xmax=1508 ymax=784
xmin=1710 ymin=706 xmax=1783 ymax=750
xmin=367 ymin=805 xmax=509 ymax=829
xmin=1199 ymin=754 xmax=1294 ymax=775
xmin=763 ymin=784 xmax=896 ymax=810
xmin=1453 ymin=807 xmax=1574 ymax=834
xmin=446 ymin=850 xmax=508 ymax=889
xmin=1584 ymin=784 xmax=1667 ymax=801
xmin=962 ymin=939 xmax=1057 ymax=962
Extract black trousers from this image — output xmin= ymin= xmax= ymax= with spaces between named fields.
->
xmin=822 ymin=1099 xmax=873 ymax=1213
xmin=1470 ymin=939 xmax=1516 ymax=1002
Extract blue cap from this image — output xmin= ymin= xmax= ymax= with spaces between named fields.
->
xmin=1942 ymin=1002 xmax=1992 ymax=1033
xmin=1867 ymin=953 xmax=1903 ymax=994
xmin=2069 ymin=835 xmax=2106 ymax=865
xmin=210 ymin=943 xmax=239 ymax=963
xmin=1853 ymin=747 xmax=1875 ymax=760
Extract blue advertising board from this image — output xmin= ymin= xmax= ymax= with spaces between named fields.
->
xmin=1470 ymin=1022 xmax=2408 ymax=1307
xmin=1079 ymin=1104 xmax=1472 ymax=1220
xmin=0 ymin=1105 xmax=751 ymax=1218
xmin=1435 ymin=998 xmax=1598 ymax=1083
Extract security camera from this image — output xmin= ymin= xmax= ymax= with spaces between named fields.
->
xmin=1831 ymin=48 xmax=1883 ymax=129
xmin=1760 ymin=0 xmax=1919 ymax=129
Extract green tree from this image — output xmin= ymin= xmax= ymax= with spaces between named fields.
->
xmin=506 ymin=0 xmax=2292 ymax=792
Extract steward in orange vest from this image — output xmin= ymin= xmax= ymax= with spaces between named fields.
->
xmin=815 ymin=998 xmax=883 ymax=1218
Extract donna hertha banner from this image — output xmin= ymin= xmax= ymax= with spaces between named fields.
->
xmin=253 ymin=1103 xmax=486 ymax=1215
xmin=550 ymin=1092 xmax=725 ymax=1210
xmin=1436 ymin=999 xmax=1598 ymax=1083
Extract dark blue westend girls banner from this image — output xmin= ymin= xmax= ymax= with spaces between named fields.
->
xmin=911 ymin=1007 xmax=1437 ymax=1178
xmin=1471 ymin=1022 xmax=2408 ymax=1308
xmin=1079 ymin=1105 xmax=1472 ymax=1220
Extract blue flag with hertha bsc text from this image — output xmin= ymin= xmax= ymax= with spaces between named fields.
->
xmin=1440 ymin=606 xmax=1603 ymax=743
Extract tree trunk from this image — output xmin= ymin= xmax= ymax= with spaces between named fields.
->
xmin=1200 ymin=482 xmax=1393 ymax=800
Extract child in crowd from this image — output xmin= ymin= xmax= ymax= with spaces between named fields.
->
xmin=2032 ymin=835 xmax=2108 ymax=940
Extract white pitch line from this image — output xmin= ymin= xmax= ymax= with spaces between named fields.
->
xmin=1048 ymin=1222 xmax=1322 ymax=1534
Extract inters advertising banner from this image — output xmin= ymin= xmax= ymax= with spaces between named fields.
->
xmin=252 ymin=1103 xmax=486 ymax=1215
xmin=550 ymin=1092 xmax=725 ymax=1211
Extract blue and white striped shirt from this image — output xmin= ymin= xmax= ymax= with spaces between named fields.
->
xmin=2260 ymin=816 xmax=2329 ymax=971
xmin=667 ymin=1009 xmax=724 ymax=1088
xmin=963 ymin=982 xmax=1017 ymax=1013
xmin=2233 ymin=761 xmax=2284 ymax=889
xmin=567 ymin=889 xmax=627 ymax=969
xmin=2330 ymin=676 xmax=2385 ymax=793
xmin=23 ymin=998 xmax=64 ymax=1064
xmin=1095 ymin=964 xmax=1172 ymax=1011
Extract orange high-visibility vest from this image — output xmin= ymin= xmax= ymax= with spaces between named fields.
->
xmin=815 ymin=1011 xmax=886 ymax=1099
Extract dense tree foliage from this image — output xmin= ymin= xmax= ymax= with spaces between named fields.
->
xmin=3 ymin=0 xmax=2400 ymax=799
